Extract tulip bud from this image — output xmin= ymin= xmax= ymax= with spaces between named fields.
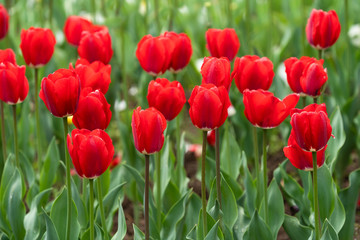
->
xmin=64 ymin=16 xmax=93 ymax=46
xmin=205 ymin=28 xmax=240 ymax=61
xmin=201 ymin=57 xmax=231 ymax=91
xmin=0 ymin=4 xmax=9 ymax=40
xmin=0 ymin=48 xmax=16 ymax=64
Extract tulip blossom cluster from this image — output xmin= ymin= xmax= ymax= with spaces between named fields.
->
xmin=136 ymin=31 xmax=192 ymax=76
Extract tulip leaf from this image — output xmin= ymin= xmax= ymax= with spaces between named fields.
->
xmin=243 ymin=159 xmax=257 ymax=216
xmin=102 ymin=182 xmax=126 ymax=217
xmin=186 ymin=225 xmax=197 ymax=240
xmin=282 ymin=215 xmax=312 ymax=240
xmin=159 ymin=136 xmax=172 ymax=198
xmin=162 ymin=180 xmax=181 ymax=214
xmin=184 ymin=193 xmax=202 ymax=235
xmin=122 ymin=164 xmax=144 ymax=198
xmin=243 ymin=211 xmax=273 ymax=240
xmin=196 ymin=209 xmax=224 ymax=240
xmin=326 ymin=106 xmax=345 ymax=173
xmin=220 ymin=126 xmax=241 ymax=179
xmin=204 ymin=220 xmax=220 ymax=240
xmin=50 ymin=188 xmax=80 ymax=240
xmin=328 ymin=195 xmax=345 ymax=234
xmin=42 ymin=209 xmax=60 ymax=240
xmin=133 ymin=224 xmax=145 ymax=240
xmin=339 ymin=169 xmax=360 ymax=239
xmin=317 ymin=165 xmax=335 ymax=224
xmin=24 ymin=188 xmax=52 ymax=240
xmin=19 ymin=151 xmax=35 ymax=187
xmin=111 ymin=199 xmax=127 ymax=240
xmin=320 ymin=219 xmax=338 ymax=240
xmin=70 ymin=177 xmax=88 ymax=229
xmin=39 ymin=138 xmax=60 ymax=193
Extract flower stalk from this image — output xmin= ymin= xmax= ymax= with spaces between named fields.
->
xmin=1 ymin=102 xmax=6 ymax=162
xmin=12 ymin=105 xmax=19 ymax=168
xmin=312 ymin=152 xmax=321 ymax=240
xmin=202 ymin=130 xmax=208 ymax=236
xmin=63 ymin=117 xmax=72 ymax=240
xmin=89 ymin=179 xmax=95 ymax=240
xmin=263 ymin=129 xmax=268 ymax=224
xmin=34 ymin=68 xmax=42 ymax=165
xmin=97 ymin=178 xmax=108 ymax=240
xmin=145 ymin=154 xmax=150 ymax=240
xmin=215 ymin=128 xmax=222 ymax=209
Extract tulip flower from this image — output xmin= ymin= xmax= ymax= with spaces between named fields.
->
xmin=132 ymin=107 xmax=167 ymax=155
xmin=243 ymin=89 xmax=299 ymax=129
xmin=20 ymin=27 xmax=56 ymax=68
xmin=39 ymin=68 xmax=80 ymax=118
xmin=0 ymin=49 xmax=16 ymax=64
xmin=0 ymin=4 xmax=9 ymax=40
xmin=232 ymin=55 xmax=274 ymax=93
xmin=205 ymin=28 xmax=240 ymax=61
xmin=201 ymin=57 xmax=231 ymax=91
xmin=162 ymin=31 xmax=192 ymax=73
xmin=72 ymin=58 xmax=111 ymax=94
xmin=189 ymin=84 xmax=231 ymax=130
xmin=306 ymin=9 xmax=341 ymax=50
xmin=136 ymin=34 xmax=175 ymax=76
xmin=64 ymin=16 xmax=93 ymax=46
xmin=72 ymin=89 xmax=111 ymax=130
xmin=284 ymin=56 xmax=328 ymax=96
xmin=0 ymin=62 xmax=29 ymax=105
xmin=78 ymin=26 xmax=113 ymax=64
xmin=147 ymin=78 xmax=186 ymax=121
xmin=207 ymin=130 xmax=215 ymax=147
xmin=67 ymin=128 xmax=114 ymax=178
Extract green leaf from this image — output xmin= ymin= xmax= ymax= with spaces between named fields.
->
xmin=282 ymin=215 xmax=312 ymax=240
xmin=328 ymin=195 xmax=345 ymax=234
xmin=320 ymin=219 xmax=338 ymax=240
xmin=133 ymin=224 xmax=145 ymax=240
xmin=204 ymin=220 xmax=220 ymax=240
xmin=102 ymin=182 xmax=126 ymax=216
xmin=162 ymin=180 xmax=181 ymax=214
xmin=339 ymin=169 xmax=360 ymax=239
xmin=220 ymin=127 xmax=241 ymax=179
xmin=122 ymin=164 xmax=144 ymax=199
xmin=111 ymin=199 xmax=126 ymax=240
xmin=326 ymin=107 xmax=345 ymax=173
xmin=317 ymin=165 xmax=335 ymax=224
xmin=24 ymin=188 xmax=52 ymax=240
xmin=196 ymin=209 xmax=223 ymax=240
xmin=50 ymin=188 xmax=80 ymax=240
xmin=243 ymin=160 xmax=257 ymax=216
xmin=186 ymin=225 xmax=197 ymax=240
xmin=264 ymin=180 xmax=284 ymax=238
xmin=243 ymin=211 xmax=273 ymax=240
xmin=71 ymin=178 xmax=87 ymax=229
xmin=19 ymin=151 xmax=35 ymax=187
xmin=42 ymin=209 xmax=60 ymax=240
xmin=39 ymin=138 xmax=60 ymax=192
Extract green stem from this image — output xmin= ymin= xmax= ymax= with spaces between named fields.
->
xmin=173 ymin=73 xmax=177 ymax=81
xmin=101 ymin=0 xmax=107 ymax=16
xmin=202 ymin=131 xmax=208 ymax=236
xmin=268 ymin=0 xmax=273 ymax=57
xmin=252 ymin=126 xmax=260 ymax=208
xmin=302 ymin=96 xmax=306 ymax=108
xmin=245 ymin=0 xmax=251 ymax=53
xmin=133 ymin=185 xmax=140 ymax=226
xmin=145 ymin=154 xmax=150 ymax=240
xmin=1 ymin=102 xmax=6 ymax=162
xmin=91 ymin=0 xmax=96 ymax=22
xmin=313 ymin=97 xmax=318 ymax=104
xmin=262 ymin=129 xmax=268 ymax=224
xmin=318 ymin=49 xmax=323 ymax=60
xmin=156 ymin=151 xmax=161 ymax=230
xmin=49 ymin=0 xmax=53 ymax=27
xmin=89 ymin=179 xmax=94 ymax=240
xmin=168 ymin=0 xmax=177 ymax=30
xmin=154 ymin=0 xmax=161 ymax=34
xmin=227 ymin=0 xmax=232 ymax=27
xmin=120 ymin=28 xmax=130 ymax=125
xmin=12 ymin=105 xmax=19 ymax=168
xmin=97 ymin=178 xmax=108 ymax=240
xmin=215 ymin=128 xmax=222 ymax=209
xmin=312 ymin=152 xmax=321 ymax=240
xmin=63 ymin=117 xmax=72 ymax=240
xmin=34 ymin=68 xmax=42 ymax=166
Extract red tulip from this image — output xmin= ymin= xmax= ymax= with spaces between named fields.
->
xmin=147 ymin=78 xmax=186 ymax=121
xmin=72 ymin=89 xmax=112 ymax=130
xmin=232 ymin=55 xmax=274 ymax=93
xmin=39 ymin=68 xmax=80 ymax=117
xmin=162 ymin=31 xmax=192 ymax=73
xmin=205 ymin=28 xmax=240 ymax=61
xmin=110 ymin=153 xmax=122 ymax=170
xmin=290 ymin=103 xmax=332 ymax=152
xmin=78 ymin=26 xmax=113 ymax=64
xmin=0 ymin=62 xmax=29 ymax=104
xmin=201 ymin=57 xmax=231 ymax=91
xmin=0 ymin=49 xmax=16 ymax=64
xmin=306 ymin=9 xmax=341 ymax=50
xmin=136 ymin=34 xmax=175 ymax=76
xmin=131 ymin=107 xmax=167 ymax=155
xmin=188 ymin=84 xmax=231 ymax=130
xmin=72 ymin=58 xmax=111 ymax=94
xmin=20 ymin=27 xmax=56 ymax=68
xmin=243 ymin=89 xmax=299 ymax=128
xmin=67 ymin=128 xmax=114 ymax=178
xmin=284 ymin=56 xmax=327 ymax=96
xmin=0 ymin=4 xmax=9 ymax=40
xmin=207 ymin=130 xmax=215 ymax=147
xmin=283 ymin=132 xmax=326 ymax=170
xmin=64 ymin=16 xmax=92 ymax=46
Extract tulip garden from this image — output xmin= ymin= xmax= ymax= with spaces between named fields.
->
xmin=0 ymin=0 xmax=360 ymax=239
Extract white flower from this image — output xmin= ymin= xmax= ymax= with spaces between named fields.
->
xmin=348 ymin=24 xmax=360 ymax=48
xmin=114 ymin=99 xmax=127 ymax=112
xmin=276 ymin=62 xmax=287 ymax=85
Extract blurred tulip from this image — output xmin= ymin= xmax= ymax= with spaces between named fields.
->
xmin=162 ymin=31 xmax=192 ymax=73
xmin=207 ymin=130 xmax=215 ymax=147
xmin=39 ymin=68 xmax=80 ymax=117
xmin=188 ymin=84 xmax=231 ymax=130
xmin=110 ymin=153 xmax=122 ymax=170
xmin=72 ymin=58 xmax=111 ymax=94
xmin=284 ymin=56 xmax=327 ymax=96
xmin=0 ymin=62 xmax=29 ymax=104
xmin=78 ymin=26 xmax=113 ymax=64
xmin=201 ymin=57 xmax=231 ymax=91
xmin=20 ymin=27 xmax=56 ymax=68
xmin=205 ymin=28 xmax=240 ymax=61
xmin=72 ymin=89 xmax=111 ymax=130
xmin=306 ymin=9 xmax=341 ymax=50
xmin=0 ymin=4 xmax=9 ymax=40
xmin=290 ymin=103 xmax=332 ymax=152
xmin=64 ymin=16 xmax=93 ymax=46
xmin=0 ymin=48 xmax=16 ymax=64
xmin=147 ymin=78 xmax=186 ymax=121
xmin=67 ymin=129 xmax=114 ymax=178
xmin=132 ymin=107 xmax=167 ymax=154
xmin=232 ymin=55 xmax=274 ymax=93
xmin=243 ymin=89 xmax=299 ymax=129
xmin=136 ymin=34 xmax=174 ymax=76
